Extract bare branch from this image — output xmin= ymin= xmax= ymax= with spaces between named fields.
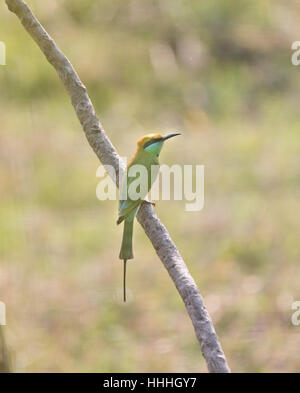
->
xmin=5 ymin=0 xmax=230 ymax=373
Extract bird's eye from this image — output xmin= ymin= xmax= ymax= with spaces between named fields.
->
xmin=144 ymin=138 xmax=162 ymax=149
xmin=143 ymin=139 xmax=155 ymax=148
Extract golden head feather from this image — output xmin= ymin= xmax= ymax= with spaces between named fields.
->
xmin=136 ymin=133 xmax=163 ymax=149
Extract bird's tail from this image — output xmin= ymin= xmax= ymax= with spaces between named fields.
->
xmin=119 ymin=219 xmax=134 ymax=261
xmin=119 ymin=219 xmax=134 ymax=302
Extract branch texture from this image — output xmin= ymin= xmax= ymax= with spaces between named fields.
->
xmin=6 ymin=0 xmax=230 ymax=373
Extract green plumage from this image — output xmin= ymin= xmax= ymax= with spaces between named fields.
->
xmin=117 ymin=132 xmax=181 ymax=301
xmin=119 ymin=219 xmax=134 ymax=260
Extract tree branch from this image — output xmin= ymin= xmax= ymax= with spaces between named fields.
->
xmin=5 ymin=0 xmax=230 ymax=373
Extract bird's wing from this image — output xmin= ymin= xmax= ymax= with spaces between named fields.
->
xmin=117 ymin=151 xmax=157 ymax=224
xmin=117 ymin=199 xmax=141 ymax=224
xmin=117 ymin=167 xmax=142 ymax=224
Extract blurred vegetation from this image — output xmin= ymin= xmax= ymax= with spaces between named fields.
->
xmin=1 ymin=0 xmax=300 ymax=372
xmin=0 ymin=327 xmax=11 ymax=372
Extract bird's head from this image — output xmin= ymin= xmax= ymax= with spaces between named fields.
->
xmin=137 ymin=132 xmax=181 ymax=156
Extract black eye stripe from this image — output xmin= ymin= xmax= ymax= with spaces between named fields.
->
xmin=144 ymin=138 xmax=163 ymax=148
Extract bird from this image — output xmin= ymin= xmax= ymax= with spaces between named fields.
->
xmin=117 ymin=132 xmax=181 ymax=302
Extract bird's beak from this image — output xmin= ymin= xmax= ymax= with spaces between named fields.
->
xmin=162 ymin=133 xmax=182 ymax=141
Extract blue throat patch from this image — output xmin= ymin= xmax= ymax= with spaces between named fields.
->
xmin=144 ymin=141 xmax=163 ymax=156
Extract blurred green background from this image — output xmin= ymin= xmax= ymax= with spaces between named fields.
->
xmin=1 ymin=0 xmax=300 ymax=372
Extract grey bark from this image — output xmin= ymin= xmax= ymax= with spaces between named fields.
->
xmin=5 ymin=0 xmax=230 ymax=373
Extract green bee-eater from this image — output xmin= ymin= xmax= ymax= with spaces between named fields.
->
xmin=117 ymin=132 xmax=181 ymax=301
